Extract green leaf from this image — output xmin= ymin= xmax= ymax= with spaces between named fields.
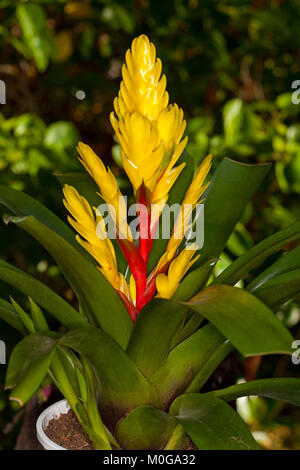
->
xmin=152 ymin=323 xmax=227 ymax=408
xmin=196 ymin=158 xmax=271 ymax=268
xmin=173 ymin=312 xmax=205 ymax=345
xmin=223 ymin=98 xmax=248 ymax=146
xmin=248 ymin=244 xmax=300 ymax=291
xmin=170 ymin=393 xmax=259 ymax=450
xmin=52 ymin=347 xmax=80 ymax=399
xmin=6 ymin=334 xmax=56 ymax=406
xmin=185 ymin=341 xmax=233 ymax=393
xmin=5 ymin=215 xmax=132 ymax=349
xmin=174 ymin=258 xmax=218 ymax=301
xmin=214 ymin=222 xmax=300 ymax=285
xmin=0 ymin=184 xmax=89 ymax=259
xmin=29 ymin=298 xmax=49 ymax=333
xmin=16 ymin=4 xmax=54 ymax=72
xmin=0 ymin=298 xmax=27 ymax=335
xmin=116 ymin=405 xmax=177 ymax=450
xmin=127 ymin=299 xmax=188 ymax=378
xmin=185 ymin=285 xmax=293 ymax=356
xmin=0 ymin=260 xmax=85 ymax=330
xmin=75 ymin=367 xmax=88 ymax=403
xmin=250 ymin=269 xmax=300 ymax=308
xmin=44 ymin=122 xmax=79 ymax=152
xmin=10 ymin=297 xmax=35 ymax=334
xmin=214 ymin=378 xmax=300 ymax=406
xmin=60 ymin=327 xmax=157 ymax=416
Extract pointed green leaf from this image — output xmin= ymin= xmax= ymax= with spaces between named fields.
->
xmin=251 ymin=269 xmax=300 ymax=308
xmin=185 ymin=285 xmax=293 ymax=356
xmin=152 ymin=323 xmax=227 ymax=408
xmin=214 ymin=378 xmax=300 ymax=406
xmin=75 ymin=367 xmax=88 ymax=403
xmin=10 ymin=297 xmax=35 ymax=333
xmin=0 ymin=298 xmax=27 ymax=335
xmin=6 ymin=334 xmax=56 ymax=406
xmin=0 ymin=184 xmax=88 ymax=257
xmin=248 ymin=244 xmax=300 ymax=291
xmin=185 ymin=341 xmax=233 ymax=393
xmin=0 ymin=260 xmax=85 ymax=330
xmin=174 ymin=258 xmax=218 ymax=301
xmin=127 ymin=299 xmax=188 ymax=378
xmin=52 ymin=347 xmax=80 ymax=398
xmin=29 ymin=298 xmax=49 ymax=333
xmin=174 ymin=311 xmax=205 ymax=345
xmin=170 ymin=393 xmax=259 ymax=450
xmin=214 ymin=222 xmax=300 ymax=285
xmin=247 ymin=244 xmax=300 ymax=307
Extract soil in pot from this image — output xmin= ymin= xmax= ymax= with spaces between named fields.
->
xmin=45 ymin=408 xmax=197 ymax=450
xmin=45 ymin=409 xmax=92 ymax=450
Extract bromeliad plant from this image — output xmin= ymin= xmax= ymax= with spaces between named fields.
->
xmin=1 ymin=35 xmax=300 ymax=450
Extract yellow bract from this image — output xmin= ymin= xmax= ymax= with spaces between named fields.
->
xmin=77 ymin=142 xmax=117 ymax=201
xmin=110 ymin=34 xmax=188 ymax=199
xmin=111 ymin=112 xmax=164 ymax=190
xmin=77 ymin=141 xmax=132 ymax=241
xmin=156 ymin=247 xmax=199 ymax=299
xmin=157 ymin=104 xmax=186 ymax=152
xmin=164 ymin=154 xmax=212 ymax=261
xmin=63 ymin=185 xmax=120 ymax=290
xmin=154 ymin=154 xmax=212 ymax=286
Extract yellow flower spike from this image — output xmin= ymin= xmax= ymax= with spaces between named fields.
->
xmin=115 ymin=35 xmax=169 ymax=121
xmin=59 ymin=36 xmax=215 ymax=320
xmin=77 ymin=141 xmax=133 ymax=241
xmin=156 ymin=247 xmax=200 ymax=299
xmin=111 ymin=35 xmax=187 ymax=199
xmin=63 ymin=185 xmax=121 ymax=290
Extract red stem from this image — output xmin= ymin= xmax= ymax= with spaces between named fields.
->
xmin=116 ymin=184 xmax=171 ymax=318
xmin=116 ymin=234 xmax=147 ymax=310
xmin=136 ymin=259 xmax=172 ymax=312
xmin=137 ymin=184 xmax=151 ymax=265
xmin=117 ymin=291 xmax=138 ymax=322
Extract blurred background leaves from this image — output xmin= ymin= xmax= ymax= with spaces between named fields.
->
xmin=0 ymin=0 xmax=300 ymax=449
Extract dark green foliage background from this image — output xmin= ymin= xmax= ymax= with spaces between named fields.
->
xmin=0 ymin=0 xmax=299 ymax=449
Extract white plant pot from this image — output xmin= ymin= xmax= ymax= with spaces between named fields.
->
xmin=36 ymin=399 xmax=70 ymax=450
